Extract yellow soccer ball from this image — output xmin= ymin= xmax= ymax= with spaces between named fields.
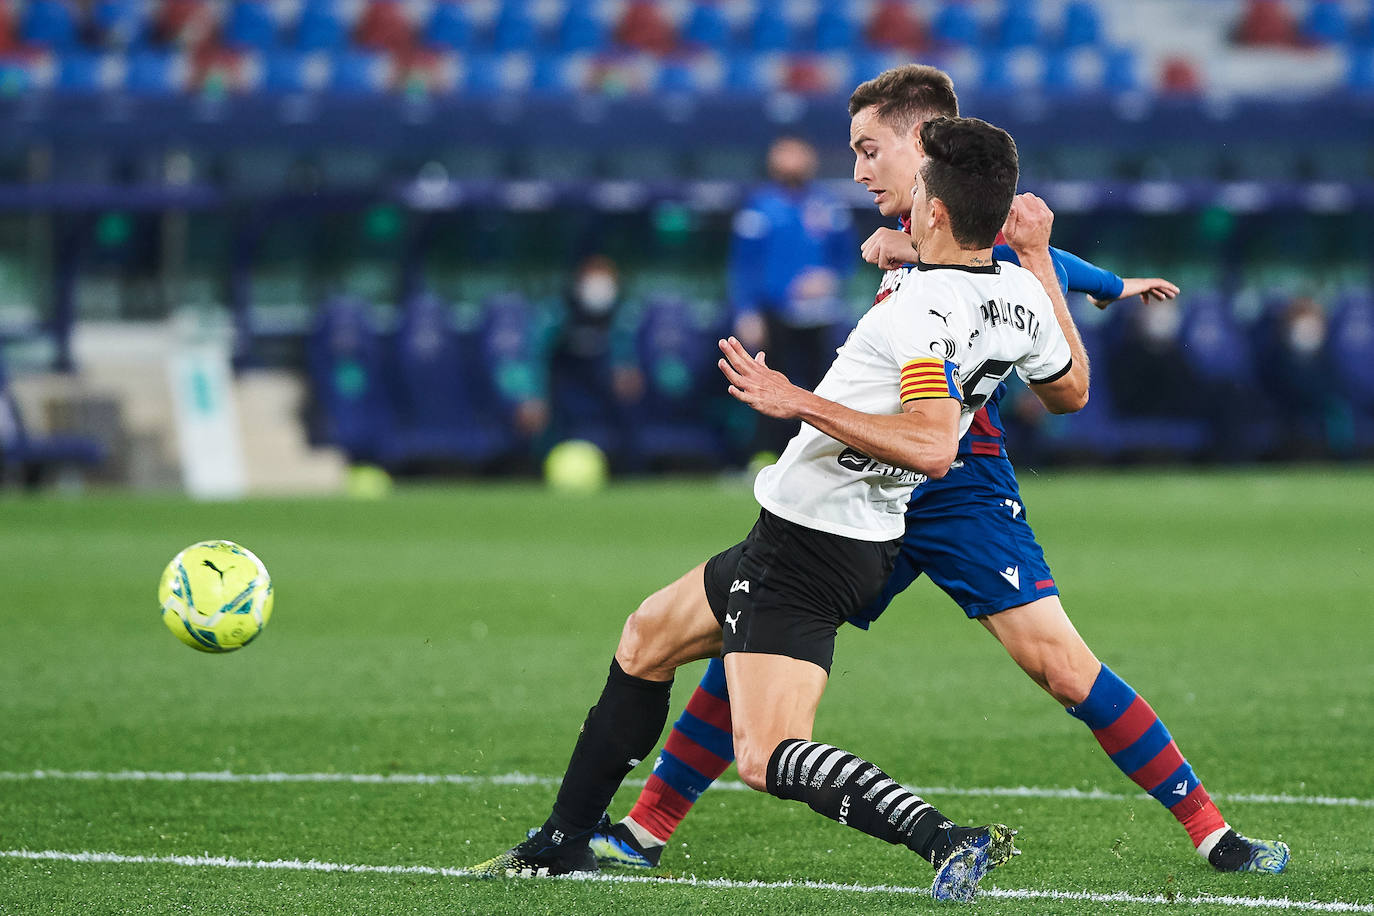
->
xmin=544 ymin=439 xmax=608 ymax=494
xmin=158 ymin=540 xmax=274 ymax=652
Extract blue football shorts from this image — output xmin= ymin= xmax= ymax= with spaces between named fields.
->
xmin=848 ymin=455 xmax=1060 ymax=626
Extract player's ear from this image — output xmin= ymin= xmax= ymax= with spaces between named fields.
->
xmin=929 ymin=197 xmax=951 ymax=232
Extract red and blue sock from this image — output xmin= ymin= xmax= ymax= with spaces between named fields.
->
xmin=1067 ymin=664 xmax=1227 ymax=848
xmin=627 ymin=656 xmax=735 ymax=842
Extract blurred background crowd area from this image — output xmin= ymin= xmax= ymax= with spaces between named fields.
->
xmin=1 ymin=0 xmax=1373 ymax=490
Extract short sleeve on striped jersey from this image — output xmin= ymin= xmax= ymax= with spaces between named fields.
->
xmin=900 ymin=357 xmax=962 ymax=403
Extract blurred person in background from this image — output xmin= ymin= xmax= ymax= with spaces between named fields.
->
xmin=728 ymin=136 xmax=856 ymax=457
xmin=1107 ymin=298 xmax=1199 ymax=419
xmin=547 ymin=254 xmax=642 ymax=464
xmin=1258 ymin=296 xmax=1342 ymax=458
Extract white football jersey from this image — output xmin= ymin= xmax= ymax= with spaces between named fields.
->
xmin=754 ymin=260 xmax=1072 ymax=541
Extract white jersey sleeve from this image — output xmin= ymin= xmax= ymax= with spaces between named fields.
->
xmin=1009 ymin=272 xmax=1073 ymax=385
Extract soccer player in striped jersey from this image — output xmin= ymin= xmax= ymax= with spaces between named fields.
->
xmin=472 ymin=116 xmax=1082 ymax=901
xmin=590 ymin=64 xmax=1288 ymax=878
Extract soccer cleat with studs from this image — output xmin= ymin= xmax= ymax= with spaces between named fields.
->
xmin=1207 ymin=829 xmax=1290 ymax=874
xmin=930 ymin=824 xmax=1020 ymax=902
xmin=588 ymin=816 xmax=663 ymax=868
xmin=465 ymin=828 xmax=598 ymax=879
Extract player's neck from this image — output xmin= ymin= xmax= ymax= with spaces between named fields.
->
xmin=917 ymin=234 xmax=994 ymax=269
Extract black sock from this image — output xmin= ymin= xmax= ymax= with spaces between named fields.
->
xmin=765 ymin=738 xmax=967 ymax=864
xmin=543 ymin=658 xmax=673 ymax=841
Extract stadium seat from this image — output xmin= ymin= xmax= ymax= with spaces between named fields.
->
xmin=1348 ymin=47 xmax=1374 ymax=91
xmin=1303 ymin=0 xmax=1349 ymax=45
xmin=90 ymin=0 xmax=150 ymax=49
xmin=381 ymin=292 xmax=517 ymax=470
xmin=749 ymin=2 xmax=796 ymax=52
xmin=556 ymin=5 xmax=608 ymax=52
xmin=491 ymin=1 xmax=539 ymax=52
xmin=1043 ymin=47 xmax=1104 ymax=95
xmin=222 ymin=1 xmax=280 ymax=49
xmin=624 ymin=296 xmax=730 ymax=469
xmin=304 ymin=296 xmax=394 ymax=463
xmin=261 ymin=48 xmax=330 ymax=92
xmin=813 ymin=6 xmax=859 ymax=51
xmin=1330 ymin=291 xmax=1374 ymax=408
xmin=865 ymin=0 xmax=928 ymax=51
xmin=295 ymin=1 xmax=350 ymax=51
xmin=1101 ymin=45 xmax=1140 ymax=92
xmin=329 ymin=49 xmax=390 ymax=92
xmin=354 ymin=0 xmax=415 ymax=53
xmin=930 ymin=1 xmax=981 ymax=47
xmin=22 ymin=0 xmax=79 ymax=48
xmin=125 ymin=49 xmax=188 ymax=94
xmin=617 ymin=0 xmax=678 ymax=53
xmin=680 ymin=3 xmax=731 ymax=49
xmin=1059 ymin=0 xmax=1102 ymax=47
xmin=0 ymin=386 xmax=106 ymax=489
xmin=992 ymin=1 xmax=1041 ymax=48
xmin=424 ymin=1 xmax=473 ymax=50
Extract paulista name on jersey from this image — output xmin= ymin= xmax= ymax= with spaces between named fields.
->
xmin=979 ymin=296 xmax=1044 ymax=339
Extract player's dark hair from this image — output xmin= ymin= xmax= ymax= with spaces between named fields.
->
xmin=918 ymin=116 xmax=1019 ymax=249
xmin=847 ymin=65 xmax=959 ymax=137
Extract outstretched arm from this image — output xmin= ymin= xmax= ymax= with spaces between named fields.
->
xmin=717 ymin=337 xmax=959 ymax=478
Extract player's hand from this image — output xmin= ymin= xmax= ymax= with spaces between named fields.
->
xmin=1091 ymin=277 xmax=1181 ymax=310
xmin=1000 ymin=192 xmax=1054 ymax=252
xmin=718 ymin=336 xmax=805 ymax=419
xmin=860 ymin=227 xmax=916 ymax=270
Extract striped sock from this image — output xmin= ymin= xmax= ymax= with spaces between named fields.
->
xmin=627 ymin=656 xmax=735 ymax=842
xmin=765 ymin=738 xmax=957 ymax=863
xmin=1067 ymin=664 xmax=1227 ymax=847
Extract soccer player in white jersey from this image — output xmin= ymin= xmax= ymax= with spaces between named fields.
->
xmin=469 ymin=116 xmax=1087 ymax=902
xmin=593 ymin=64 xmax=1287 ymax=878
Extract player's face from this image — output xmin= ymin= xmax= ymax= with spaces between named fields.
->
xmin=850 ymin=105 xmax=925 ymax=219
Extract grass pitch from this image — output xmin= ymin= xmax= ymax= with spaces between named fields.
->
xmin=1 ymin=468 xmax=1372 ymax=914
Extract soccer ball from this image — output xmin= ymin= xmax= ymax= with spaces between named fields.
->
xmin=544 ymin=439 xmax=608 ymax=494
xmin=158 ymin=540 xmax=274 ymax=652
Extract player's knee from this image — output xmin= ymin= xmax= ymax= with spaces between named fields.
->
xmin=1042 ymin=654 xmax=1099 ymax=707
xmin=615 ymin=603 xmax=660 ymax=678
xmin=732 ymin=738 xmax=773 ymax=792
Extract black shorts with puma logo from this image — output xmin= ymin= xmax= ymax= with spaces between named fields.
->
xmin=703 ymin=509 xmax=898 ymax=673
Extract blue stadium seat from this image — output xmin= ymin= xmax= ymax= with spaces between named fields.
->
xmin=993 ymin=2 xmax=1041 ymax=48
xmin=261 ymin=48 xmax=328 ymax=92
xmin=556 ymin=5 xmax=608 ymax=51
xmin=91 ymin=0 xmax=151 ymax=47
xmin=1330 ymin=292 xmax=1374 ymax=407
xmin=125 ymin=50 xmax=186 ymax=94
xmin=657 ymin=57 xmax=698 ymax=94
xmin=491 ymin=1 xmax=539 ymax=51
xmin=223 ymin=1 xmax=280 ymax=48
xmin=813 ymin=6 xmax=859 ymax=50
xmin=22 ymin=0 xmax=79 ymax=49
xmin=1348 ymin=47 xmax=1374 ymax=91
xmin=294 ymin=1 xmax=349 ymax=51
xmin=424 ymin=1 xmax=473 ymax=49
xmin=930 ymin=2 xmax=981 ymax=47
xmin=1102 ymin=46 xmax=1140 ymax=92
xmin=329 ymin=49 xmax=389 ymax=92
xmin=1059 ymin=0 xmax=1102 ymax=47
xmin=681 ymin=3 xmax=731 ymax=49
xmin=0 ymin=389 xmax=106 ymax=489
xmin=1043 ymin=47 xmax=1101 ymax=95
xmin=381 ymin=292 xmax=515 ymax=469
xmin=304 ymin=296 xmax=394 ymax=463
xmin=625 ymin=297 xmax=730 ymax=468
xmin=1303 ymin=0 xmax=1350 ymax=44
xmin=57 ymin=53 xmax=103 ymax=91
xmin=749 ymin=2 xmax=796 ymax=51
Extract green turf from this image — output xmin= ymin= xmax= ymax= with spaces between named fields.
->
xmin=2 ymin=468 xmax=1372 ymax=914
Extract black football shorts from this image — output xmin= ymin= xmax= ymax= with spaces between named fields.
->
xmin=703 ymin=509 xmax=899 ymax=673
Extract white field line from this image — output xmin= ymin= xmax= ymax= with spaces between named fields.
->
xmin=3 ymin=848 xmax=1372 ymax=914
xmin=2 ymin=768 xmax=1371 ymax=809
